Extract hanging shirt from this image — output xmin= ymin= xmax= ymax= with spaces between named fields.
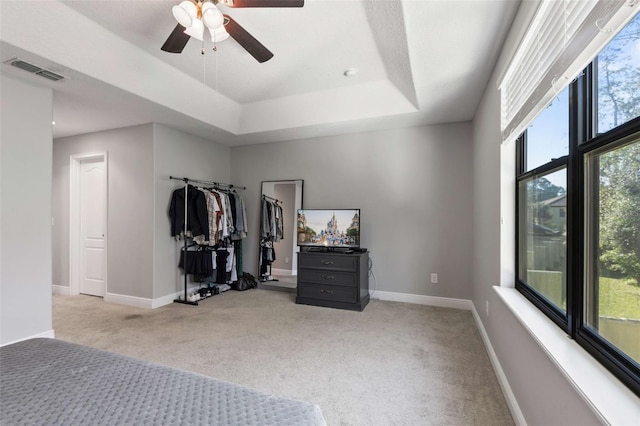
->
xmin=223 ymin=192 xmax=235 ymax=237
xmin=261 ymin=199 xmax=270 ymax=239
xmin=230 ymin=193 xmax=247 ymax=240
xmin=216 ymin=190 xmax=229 ymax=239
xmin=194 ymin=190 xmax=221 ymax=246
xmin=215 ymin=248 xmax=229 ymax=284
xmin=211 ymin=191 xmax=224 ymax=242
xmin=276 ymin=203 xmax=284 ymax=241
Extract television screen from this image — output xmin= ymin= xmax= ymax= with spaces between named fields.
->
xmin=297 ymin=209 xmax=360 ymax=248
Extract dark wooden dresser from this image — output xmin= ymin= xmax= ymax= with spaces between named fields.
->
xmin=296 ymin=251 xmax=369 ymax=311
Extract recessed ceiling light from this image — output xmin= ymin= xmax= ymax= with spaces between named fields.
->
xmin=52 ymin=121 xmax=56 ymax=125
xmin=343 ymin=68 xmax=358 ymax=78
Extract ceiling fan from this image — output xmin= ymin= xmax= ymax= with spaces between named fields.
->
xmin=161 ymin=0 xmax=304 ymax=63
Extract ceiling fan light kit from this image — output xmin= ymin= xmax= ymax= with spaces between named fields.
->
xmin=203 ymin=6 xmax=225 ymax=30
xmin=161 ymin=0 xmax=304 ymax=63
xmin=172 ymin=1 xmax=197 ymax=28
xmin=210 ymin=25 xmax=230 ymax=42
xmin=184 ymin=18 xmax=205 ymax=40
xmin=173 ymin=0 xmax=225 ymax=42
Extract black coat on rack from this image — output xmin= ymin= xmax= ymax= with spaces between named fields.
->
xmin=169 ymin=185 xmax=209 ymax=240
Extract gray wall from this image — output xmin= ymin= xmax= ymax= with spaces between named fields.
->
xmin=231 ymin=124 xmax=474 ymax=299
xmin=52 ymin=123 xmax=231 ymax=301
xmin=272 ymin=183 xmax=296 ymax=271
xmin=470 ymin=14 xmax=601 ymax=424
xmin=152 ymin=123 xmax=230 ymax=299
xmin=53 ymin=124 xmax=154 ymax=299
xmin=1 ymin=75 xmax=53 ymax=345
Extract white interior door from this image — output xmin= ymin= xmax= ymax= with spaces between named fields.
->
xmin=79 ymin=158 xmax=106 ymax=297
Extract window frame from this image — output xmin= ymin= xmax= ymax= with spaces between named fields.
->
xmin=515 ymin=62 xmax=640 ymax=396
xmin=515 ymin=155 xmax=569 ymax=331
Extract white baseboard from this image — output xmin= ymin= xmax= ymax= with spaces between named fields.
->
xmin=52 ymin=284 xmax=70 ymax=296
xmin=371 ymin=290 xmax=473 ymax=310
xmin=105 ymin=286 xmax=204 ymax=309
xmin=271 ymin=268 xmax=294 ymax=276
xmin=105 ymin=292 xmax=153 ymax=309
xmin=54 ymin=286 xmax=175 ymax=309
xmin=1 ymin=329 xmax=55 ymax=347
xmin=471 ymin=304 xmax=527 ymax=426
xmin=152 ymin=291 xmax=184 ymax=309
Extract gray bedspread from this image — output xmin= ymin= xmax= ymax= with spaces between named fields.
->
xmin=0 ymin=338 xmax=326 ymax=426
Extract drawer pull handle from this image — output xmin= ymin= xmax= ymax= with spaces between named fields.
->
xmin=320 ymin=260 xmax=334 ymax=265
xmin=320 ymin=289 xmax=334 ymax=294
xmin=321 ymin=274 xmax=335 ymax=280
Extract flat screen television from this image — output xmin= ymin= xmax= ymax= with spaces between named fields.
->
xmin=297 ymin=209 xmax=360 ymax=249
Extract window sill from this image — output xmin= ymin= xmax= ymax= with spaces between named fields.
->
xmin=493 ymin=286 xmax=640 ymax=425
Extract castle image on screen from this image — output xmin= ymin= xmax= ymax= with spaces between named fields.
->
xmin=297 ymin=210 xmax=360 ymax=247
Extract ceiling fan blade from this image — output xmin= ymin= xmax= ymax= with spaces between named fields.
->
xmin=161 ymin=24 xmax=191 ymax=53
xmin=221 ymin=0 xmax=304 ymax=7
xmin=223 ymin=15 xmax=274 ymax=63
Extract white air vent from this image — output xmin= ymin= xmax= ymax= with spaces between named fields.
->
xmin=5 ymin=58 xmax=66 ymax=82
xmin=36 ymin=69 xmax=65 ymax=81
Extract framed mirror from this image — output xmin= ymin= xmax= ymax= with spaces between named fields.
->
xmin=259 ymin=180 xmax=303 ymax=289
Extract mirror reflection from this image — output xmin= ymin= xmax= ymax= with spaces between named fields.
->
xmin=259 ymin=180 xmax=303 ymax=289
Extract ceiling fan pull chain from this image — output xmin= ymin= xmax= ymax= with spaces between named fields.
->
xmin=202 ymin=48 xmax=207 ymax=86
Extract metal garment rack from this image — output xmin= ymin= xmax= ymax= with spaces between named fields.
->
xmin=262 ymin=194 xmax=283 ymax=204
xmin=169 ymin=176 xmax=246 ymax=306
xmin=259 ymin=195 xmax=283 ymax=283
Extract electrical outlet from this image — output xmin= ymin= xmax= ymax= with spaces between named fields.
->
xmin=285 ymin=257 xmax=290 ymax=264
xmin=430 ymin=273 xmax=438 ymax=284
xmin=486 ymin=301 xmax=489 ymax=316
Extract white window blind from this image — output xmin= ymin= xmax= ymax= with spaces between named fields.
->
xmin=500 ymin=0 xmax=639 ymax=143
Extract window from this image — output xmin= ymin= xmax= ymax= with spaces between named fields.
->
xmin=518 ymin=169 xmax=567 ymax=313
xmin=516 ymin=14 xmax=640 ymax=396
xmin=525 ymin=88 xmax=569 ymax=172
xmin=596 ymin=17 xmax=640 ymax=135
xmin=585 ymin=136 xmax=640 ymax=366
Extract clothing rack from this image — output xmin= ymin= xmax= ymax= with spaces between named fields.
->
xmin=170 ymin=176 xmax=246 ymax=191
xmin=259 ymin=239 xmax=279 ymax=283
xmin=170 ymin=176 xmax=245 ymax=306
xmin=262 ymin=194 xmax=283 ymax=204
xmin=259 ymin=195 xmax=284 ymax=283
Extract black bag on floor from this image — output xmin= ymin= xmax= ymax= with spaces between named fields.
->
xmin=233 ymin=272 xmax=258 ymax=291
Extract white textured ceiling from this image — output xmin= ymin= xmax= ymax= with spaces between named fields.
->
xmin=0 ymin=0 xmax=520 ymax=146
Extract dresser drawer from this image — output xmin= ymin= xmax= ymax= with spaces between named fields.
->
xmin=298 ymin=283 xmax=356 ymax=303
xmin=299 ymin=269 xmax=355 ymax=287
xmin=298 ymin=255 xmax=358 ymax=272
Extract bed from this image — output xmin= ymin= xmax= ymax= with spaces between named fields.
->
xmin=0 ymin=338 xmax=326 ymax=425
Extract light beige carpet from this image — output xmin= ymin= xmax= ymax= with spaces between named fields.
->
xmin=53 ymin=290 xmax=513 ymax=426
xmin=268 ymin=274 xmax=298 ymax=289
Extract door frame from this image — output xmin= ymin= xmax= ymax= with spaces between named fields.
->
xmin=69 ymin=152 xmax=108 ymax=296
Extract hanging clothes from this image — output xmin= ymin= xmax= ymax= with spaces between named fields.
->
xmin=178 ymin=247 xmax=214 ymax=277
xmin=260 ymin=198 xmax=283 ymax=242
xmin=275 ymin=203 xmax=284 ymax=241
xmin=190 ymin=189 xmax=249 ymax=246
xmin=169 ymin=185 xmax=209 ymax=241
xmin=215 ymin=247 xmax=229 ymax=284
xmin=234 ymin=239 xmax=243 ymax=278
xmin=230 ymin=192 xmax=247 ymax=241
xmin=259 ymin=241 xmax=276 ymax=276
xmin=259 ymin=196 xmax=284 ymax=282
xmin=193 ymin=188 xmax=222 ymax=246
xmin=169 ymin=179 xmax=249 ymax=298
